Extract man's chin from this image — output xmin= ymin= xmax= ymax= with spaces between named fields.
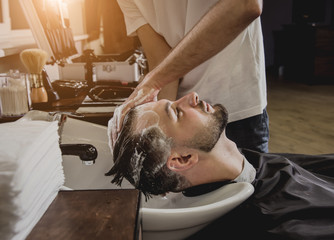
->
xmin=213 ymin=104 xmax=228 ymax=130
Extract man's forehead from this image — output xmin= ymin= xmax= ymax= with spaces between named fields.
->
xmin=134 ymin=103 xmax=161 ymax=133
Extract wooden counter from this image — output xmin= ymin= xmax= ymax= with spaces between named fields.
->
xmin=0 ymin=92 xmax=115 ymax=126
xmin=26 ymin=189 xmax=141 ymax=240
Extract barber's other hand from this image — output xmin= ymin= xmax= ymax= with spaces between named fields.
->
xmin=109 ymin=85 xmax=159 ymax=148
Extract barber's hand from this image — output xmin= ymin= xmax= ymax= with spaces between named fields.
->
xmin=108 ymin=84 xmax=160 ymax=149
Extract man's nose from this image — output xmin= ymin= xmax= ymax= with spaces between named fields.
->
xmin=176 ymin=92 xmax=199 ymax=107
xmin=188 ymin=92 xmax=199 ymax=107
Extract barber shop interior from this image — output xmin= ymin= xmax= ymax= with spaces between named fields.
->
xmin=1 ymin=0 xmax=334 ymax=240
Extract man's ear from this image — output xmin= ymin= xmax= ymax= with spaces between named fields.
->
xmin=166 ymin=150 xmax=198 ymax=172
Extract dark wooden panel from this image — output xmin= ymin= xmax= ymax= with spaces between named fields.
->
xmin=27 ymin=189 xmax=141 ymax=240
xmin=314 ymin=56 xmax=334 ymax=77
xmin=273 ymin=25 xmax=334 ymax=84
xmin=316 ymin=28 xmax=334 ymax=54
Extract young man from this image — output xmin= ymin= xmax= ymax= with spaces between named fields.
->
xmin=107 ymin=92 xmax=334 ymax=239
xmin=110 ymin=0 xmax=269 ymax=153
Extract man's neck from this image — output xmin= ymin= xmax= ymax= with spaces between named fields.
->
xmin=187 ymin=133 xmax=244 ymax=186
xmin=211 ymin=134 xmax=244 ymax=179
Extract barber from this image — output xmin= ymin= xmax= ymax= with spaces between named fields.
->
xmin=110 ymin=0 xmax=268 ymax=153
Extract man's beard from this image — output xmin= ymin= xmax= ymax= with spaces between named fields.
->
xmin=185 ymin=103 xmax=228 ymax=152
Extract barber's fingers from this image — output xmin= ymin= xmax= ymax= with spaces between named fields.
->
xmin=108 ymin=106 xmax=122 ymax=150
xmin=107 ymin=113 xmax=117 ymax=151
xmin=110 ymin=87 xmax=159 ymax=147
xmin=121 ymin=87 xmax=159 ymax=127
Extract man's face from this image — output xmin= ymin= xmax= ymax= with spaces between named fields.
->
xmin=134 ymin=92 xmax=228 ymax=152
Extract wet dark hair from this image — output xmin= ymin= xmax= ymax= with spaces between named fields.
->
xmin=105 ymin=108 xmax=191 ymax=198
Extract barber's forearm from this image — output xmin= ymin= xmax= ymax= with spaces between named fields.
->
xmin=146 ymin=0 xmax=263 ymax=89
xmin=157 ymin=81 xmax=179 ymax=100
xmin=137 ymin=24 xmax=179 ymax=100
xmin=137 ymin=24 xmax=172 ymax=71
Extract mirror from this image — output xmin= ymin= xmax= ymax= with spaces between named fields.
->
xmin=0 ymin=0 xmax=31 ymax=35
xmin=19 ymin=0 xmax=140 ymax=62
xmin=19 ymin=0 xmax=79 ymax=61
xmin=0 ymin=1 xmax=3 ymax=23
xmin=83 ymin=0 xmax=139 ymax=55
xmin=0 ymin=0 xmax=10 ymax=33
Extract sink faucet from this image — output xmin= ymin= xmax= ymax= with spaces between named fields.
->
xmin=60 ymin=144 xmax=98 ymax=165
xmin=18 ymin=111 xmax=98 ymax=165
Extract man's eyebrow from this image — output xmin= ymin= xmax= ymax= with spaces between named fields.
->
xmin=165 ymin=102 xmax=171 ymax=119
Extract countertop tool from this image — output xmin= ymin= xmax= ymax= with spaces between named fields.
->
xmin=42 ymin=69 xmax=60 ymax=102
xmin=20 ymin=48 xmax=49 ymax=104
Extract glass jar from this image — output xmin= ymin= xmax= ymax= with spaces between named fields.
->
xmin=0 ymin=70 xmax=31 ymax=117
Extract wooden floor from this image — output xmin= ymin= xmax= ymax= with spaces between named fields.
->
xmin=266 ymin=72 xmax=334 ymax=155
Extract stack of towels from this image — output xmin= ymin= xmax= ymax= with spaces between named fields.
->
xmin=0 ymin=118 xmax=65 ymax=240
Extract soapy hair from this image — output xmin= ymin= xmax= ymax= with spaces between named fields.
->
xmin=106 ymin=108 xmax=191 ymax=198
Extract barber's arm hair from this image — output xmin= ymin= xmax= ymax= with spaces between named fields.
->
xmin=136 ymin=24 xmax=179 ymax=101
xmin=134 ymin=0 xmax=263 ymax=92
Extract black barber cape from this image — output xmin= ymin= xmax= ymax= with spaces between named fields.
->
xmin=188 ymin=149 xmax=334 ymax=240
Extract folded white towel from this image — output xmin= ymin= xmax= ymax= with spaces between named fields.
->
xmin=76 ymin=106 xmax=116 ymax=113
xmin=0 ymin=119 xmax=65 ymax=240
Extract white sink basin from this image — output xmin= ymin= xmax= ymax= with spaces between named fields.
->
xmin=60 ymin=115 xmax=254 ymax=240
xmin=141 ymin=182 xmax=254 ymax=240
xmin=19 ymin=111 xmax=254 ymax=240
xmin=18 ymin=110 xmax=132 ymax=190
xmin=60 ymin=116 xmax=133 ymax=190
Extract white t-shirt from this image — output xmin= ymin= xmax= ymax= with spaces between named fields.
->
xmin=233 ymin=157 xmax=256 ymax=184
xmin=117 ymin=0 xmax=267 ymax=122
